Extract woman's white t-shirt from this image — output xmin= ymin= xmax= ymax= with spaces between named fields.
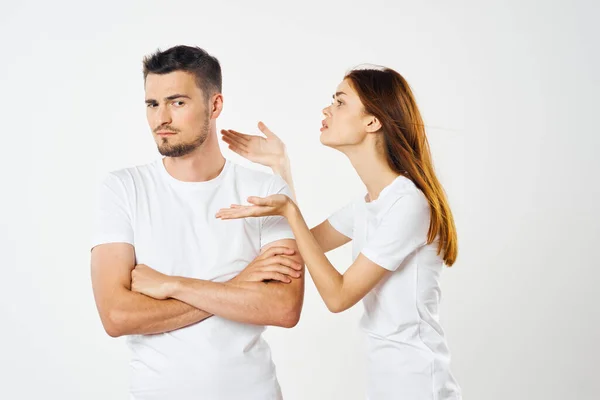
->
xmin=328 ymin=175 xmax=462 ymax=400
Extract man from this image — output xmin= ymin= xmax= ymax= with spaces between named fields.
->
xmin=90 ymin=45 xmax=304 ymax=400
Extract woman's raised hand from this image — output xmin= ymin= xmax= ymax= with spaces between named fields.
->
xmin=221 ymin=122 xmax=287 ymax=169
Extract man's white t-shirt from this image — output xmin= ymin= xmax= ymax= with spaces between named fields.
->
xmin=91 ymin=158 xmax=295 ymax=400
xmin=328 ymin=175 xmax=462 ymax=400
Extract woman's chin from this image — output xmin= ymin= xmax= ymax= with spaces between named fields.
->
xmin=319 ymin=131 xmax=333 ymax=147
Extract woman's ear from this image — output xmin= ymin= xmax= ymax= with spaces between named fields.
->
xmin=365 ymin=115 xmax=382 ymax=133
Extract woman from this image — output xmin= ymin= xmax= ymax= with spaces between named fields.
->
xmin=216 ymin=66 xmax=462 ymax=400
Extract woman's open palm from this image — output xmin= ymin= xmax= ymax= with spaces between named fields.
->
xmin=221 ymin=122 xmax=286 ymax=168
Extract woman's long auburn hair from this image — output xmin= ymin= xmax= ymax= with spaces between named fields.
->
xmin=345 ymin=67 xmax=458 ymax=266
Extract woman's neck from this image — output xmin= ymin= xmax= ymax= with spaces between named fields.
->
xmin=344 ymin=142 xmax=400 ymax=202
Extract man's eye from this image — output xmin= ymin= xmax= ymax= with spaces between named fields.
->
xmin=173 ymin=101 xmax=185 ymax=106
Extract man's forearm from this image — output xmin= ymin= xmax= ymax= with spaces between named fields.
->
xmin=106 ymin=287 xmax=212 ymax=337
xmin=167 ymin=278 xmax=300 ymax=328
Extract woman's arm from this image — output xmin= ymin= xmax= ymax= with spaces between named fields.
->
xmin=223 ymin=123 xmax=348 ymax=254
xmin=287 ymin=203 xmax=390 ymax=312
xmin=217 ymin=196 xmax=391 ymax=313
xmin=310 ymin=220 xmax=351 ymax=253
xmin=271 ymin=154 xmax=296 ymax=201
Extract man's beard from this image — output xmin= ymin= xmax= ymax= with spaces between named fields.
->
xmin=157 ymin=120 xmax=210 ymax=157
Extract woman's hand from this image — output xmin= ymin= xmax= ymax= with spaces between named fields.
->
xmin=216 ymin=194 xmax=295 ymax=220
xmin=221 ymin=122 xmax=287 ymax=170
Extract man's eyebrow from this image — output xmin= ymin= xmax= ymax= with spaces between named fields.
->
xmin=165 ymin=94 xmax=191 ymax=101
xmin=145 ymin=94 xmax=192 ymax=104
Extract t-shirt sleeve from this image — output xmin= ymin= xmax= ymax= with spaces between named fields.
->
xmin=90 ymin=172 xmax=134 ymax=250
xmin=360 ymin=193 xmax=430 ymax=271
xmin=327 ymin=201 xmax=355 ymax=239
xmin=260 ymin=175 xmax=296 ymax=248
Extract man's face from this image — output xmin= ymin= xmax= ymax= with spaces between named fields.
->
xmin=145 ymin=71 xmax=211 ymax=157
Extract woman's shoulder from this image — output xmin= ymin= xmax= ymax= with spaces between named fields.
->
xmin=386 ymin=177 xmax=429 ymax=215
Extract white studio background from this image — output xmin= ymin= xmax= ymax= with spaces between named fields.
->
xmin=0 ymin=1 xmax=598 ymax=399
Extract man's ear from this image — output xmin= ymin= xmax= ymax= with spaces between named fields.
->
xmin=210 ymin=94 xmax=224 ymax=119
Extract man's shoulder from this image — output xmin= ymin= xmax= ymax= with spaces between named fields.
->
xmin=228 ymin=161 xmax=284 ymax=192
xmin=229 ymin=161 xmax=273 ymax=181
xmin=102 ymin=159 xmax=160 ymax=188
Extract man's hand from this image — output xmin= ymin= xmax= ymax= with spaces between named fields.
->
xmin=131 ymin=264 xmax=175 ymax=300
xmin=231 ymin=246 xmax=302 ymax=284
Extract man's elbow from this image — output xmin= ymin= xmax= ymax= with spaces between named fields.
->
xmin=278 ymin=307 xmax=301 ymax=328
xmin=104 ymin=325 xmax=123 ymax=338
xmin=101 ymin=309 xmax=128 ymax=338
xmin=275 ymin=297 xmax=302 ymax=328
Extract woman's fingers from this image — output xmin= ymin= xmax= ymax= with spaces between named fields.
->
xmin=216 ymin=196 xmax=282 ymax=219
xmin=224 ymin=129 xmax=252 ymax=142
xmin=247 ymin=196 xmax=269 ymax=206
xmin=257 ymin=121 xmax=278 ymax=138
xmin=215 ymin=204 xmax=272 ymax=219
xmin=216 ymin=207 xmax=252 ymax=219
xmin=227 ymin=144 xmax=249 ymax=158
xmin=221 ymin=137 xmax=243 ymax=154
xmin=220 ymin=128 xmax=248 ymax=141
xmin=221 ymin=132 xmax=248 ymax=150
xmin=222 ymin=126 xmax=273 ymax=142
xmin=222 ymin=130 xmax=249 ymax=146
xmin=215 ymin=211 xmax=241 ymax=220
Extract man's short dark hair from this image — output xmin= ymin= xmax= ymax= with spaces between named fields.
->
xmin=143 ymin=45 xmax=222 ymax=100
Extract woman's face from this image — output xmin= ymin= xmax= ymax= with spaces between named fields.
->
xmin=320 ymin=79 xmax=372 ymax=149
